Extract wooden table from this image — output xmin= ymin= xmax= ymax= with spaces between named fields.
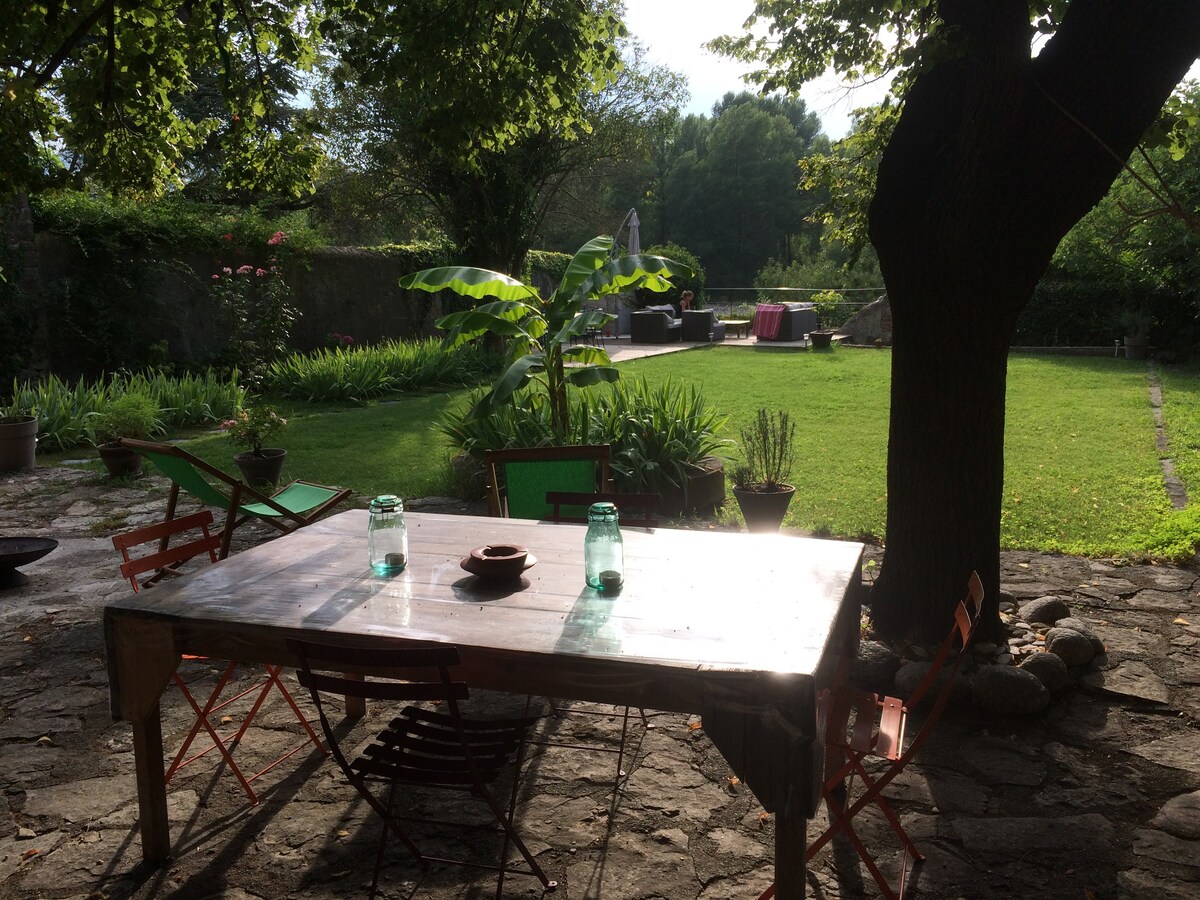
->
xmin=105 ymin=510 xmax=862 ymax=898
xmin=723 ymin=318 xmax=752 ymax=338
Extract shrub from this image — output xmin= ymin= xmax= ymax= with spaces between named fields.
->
xmin=640 ymin=242 xmax=705 ymax=308
xmin=441 ymin=376 xmax=732 ymax=496
xmin=92 ymin=394 xmax=163 ymax=445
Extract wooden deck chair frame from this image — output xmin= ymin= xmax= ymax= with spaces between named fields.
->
xmin=538 ymin=489 xmax=660 ymax=802
xmin=112 ymin=512 xmax=326 ymax=804
xmin=120 ymin=437 xmax=352 ymax=559
xmin=758 ymin=571 xmax=985 ymax=900
xmin=286 ymin=638 xmax=557 ymax=899
xmin=545 ymin=490 xmax=659 ymax=528
xmin=483 ymin=445 xmax=612 ymax=520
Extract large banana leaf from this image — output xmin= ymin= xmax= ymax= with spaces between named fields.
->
xmin=556 ymin=236 xmax=614 ymax=300
xmin=551 ymin=308 xmax=614 ymax=346
xmin=565 ymin=365 xmax=620 ymax=387
xmin=560 ymin=344 xmax=611 ymax=365
xmin=399 ymin=266 xmax=538 ymax=302
xmin=469 ymin=353 xmax=546 ymax=417
xmin=572 ymin=254 xmax=694 ymax=303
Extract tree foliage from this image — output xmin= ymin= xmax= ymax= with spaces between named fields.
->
xmin=654 ymin=91 xmax=826 ymax=287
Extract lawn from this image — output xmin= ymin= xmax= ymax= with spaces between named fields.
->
xmin=175 ymin=346 xmax=1194 ymax=559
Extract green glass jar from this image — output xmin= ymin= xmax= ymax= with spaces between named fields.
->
xmin=584 ymin=501 xmax=623 ymax=592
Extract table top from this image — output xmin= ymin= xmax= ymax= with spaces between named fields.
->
xmin=107 ymin=510 xmax=862 ymax=681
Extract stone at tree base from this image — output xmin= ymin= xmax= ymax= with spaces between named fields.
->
xmin=1045 ymin=627 xmax=1097 ymax=667
xmin=996 ymin=589 xmax=1018 ymax=611
xmin=1054 ymin=617 xmax=1106 ymax=654
xmin=1151 ymin=791 xmax=1200 ymax=840
xmin=1019 ymin=651 xmax=1071 ymax=692
xmin=972 ymin=665 xmax=1050 ymax=715
xmin=851 ymin=640 xmax=901 ymax=691
xmin=1020 ymin=595 xmax=1071 ymax=625
xmin=893 ymin=661 xmax=971 ymax=707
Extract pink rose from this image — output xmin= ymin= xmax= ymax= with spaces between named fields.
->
xmin=223 ymin=267 xmax=233 ymax=275
xmin=343 ymin=335 xmax=354 ymax=345
xmin=267 ymin=231 xmax=287 ymax=246
xmin=237 ymin=264 xmax=253 ymax=274
xmin=222 ymin=233 xmax=233 ymax=241
xmin=255 ymin=268 xmax=267 ymax=277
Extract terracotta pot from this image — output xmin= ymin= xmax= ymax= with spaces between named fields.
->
xmin=733 ymin=484 xmax=796 ymax=533
xmin=0 ymin=416 xmax=38 ymax=472
xmin=98 ymin=443 xmax=143 ymax=478
xmin=235 ymin=448 xmax=287 ymax=487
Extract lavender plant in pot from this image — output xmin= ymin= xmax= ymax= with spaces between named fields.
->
xmin=222 ymin=404 xmax=288 ymax=487
xmin=732 ymin=408 xmax=796 ymax=533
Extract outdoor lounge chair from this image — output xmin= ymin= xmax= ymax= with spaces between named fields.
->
xmin=287 ymin=638 xmax=555 ymax=899
xmin=112 ymin=511 xmax=327 ymax=804
xmin=758 ymin=570 xmax=984 ymax=900
xmin=120 ymin=438 xmax=351 ymax=559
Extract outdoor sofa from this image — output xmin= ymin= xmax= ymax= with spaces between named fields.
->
xmin=756 ymin=302 xmax=818 ymax=341
xmin=681 ymin=309 xmax=727 ymax=343
xmin=631 ymin=306 xmax=682 ymax=343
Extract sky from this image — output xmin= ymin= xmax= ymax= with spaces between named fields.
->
xmin=622 ymin=0 xmax=892 ymax=139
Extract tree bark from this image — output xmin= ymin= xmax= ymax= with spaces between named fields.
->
xmin=869 ymin=0 xmax=1200 ymax=642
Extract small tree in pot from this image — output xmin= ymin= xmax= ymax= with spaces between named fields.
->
xmin=93 ymin=394 xmax=162 ymax=478
xmin=222 ymin=403 xmax=288 ymax=486
xmin=732 ymin=408 xmax=796 ymax=533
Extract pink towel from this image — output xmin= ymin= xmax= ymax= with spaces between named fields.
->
xmin=754 ymin=304 xmax=787 ymax=339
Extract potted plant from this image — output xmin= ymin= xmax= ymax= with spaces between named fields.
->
xmin=732 ymin=408 xmax=797 ymax=533
xmin=222 ymin=403 xmax=288 ymax=486
xmin=0 ymin=393 xmax=38 ymax=472
xmin=1121 ymin=306 xmax=1152 ymax=360
xmin=93 ymin=394 xmax=162 ymax=478
xmin=808 ymin=289 xmax=844 ymax=349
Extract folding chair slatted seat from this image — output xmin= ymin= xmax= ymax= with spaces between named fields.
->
xmin=287 ymin=638 xmax=556 ymax=899
xmin=759 ymin=570 xmax=985 ymax=900
xmin=112 ymin=511 xmax=327 ymax=805
xmin=542 ymin=487 xmax=660 ymax=800
xmin=119 ymin=437 xmax=352 ymax=559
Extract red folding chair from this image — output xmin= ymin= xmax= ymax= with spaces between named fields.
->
xmin=759 ymin=570 xmax=984 ymax=900
xmin=112 ymin=511 xmax=327 ymax=804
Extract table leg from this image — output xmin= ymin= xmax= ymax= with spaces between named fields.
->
xmin=343 ymin=672 xmax=366 ymax=718
xmin=775 ymin=789 xmax=807 ymax=898
xmin=131 ymin=702 xmax=171 ymax=863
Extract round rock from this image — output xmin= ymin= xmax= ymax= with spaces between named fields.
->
xmin=1045 ymin=627 xmax=1097 ymax=667
xmin=851 ymin=640 xmax=901 ymax=692
xmin=1020 ymin=595 xmax=1071 ymax=626
xmin=972 ymin=665 xmax=1050 ymax=715
xmin=1151 ymin=791 xmax=1200 ymax=840
xmin=893 ymin=661 xmax=971 ymax=707
xmin=1018 ymin=651 xmax=1071 ymax=692
xmin=1054 ymin=617 xmax=1105 ymax=654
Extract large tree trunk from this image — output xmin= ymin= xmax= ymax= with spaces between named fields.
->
xmin=869 ymin=0 xmax=1200 ymax=642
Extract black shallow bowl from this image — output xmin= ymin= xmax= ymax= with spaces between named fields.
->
xmin=0 ymin=537 xmax=59 ymax=589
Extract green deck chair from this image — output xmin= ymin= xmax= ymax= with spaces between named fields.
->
xmin=483 ymin=445 xmax=612 ymax=520
xmin=120 ymin=438 xmax=352 ymax=559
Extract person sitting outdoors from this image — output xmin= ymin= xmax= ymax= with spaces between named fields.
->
xmin=673 ymin=290 xmax=694 ymax=318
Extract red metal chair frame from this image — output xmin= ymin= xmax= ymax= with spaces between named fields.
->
xmin=758 ymin=570 xmax=984 ymax=900
xmin=287 ymin=638 xmax=557 ymax=899
xmin=112 ymin=512 xmax=326 ymax=804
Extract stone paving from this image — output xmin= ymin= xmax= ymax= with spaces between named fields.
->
xmin=0 ymin=464 xmax=1199 ymax=899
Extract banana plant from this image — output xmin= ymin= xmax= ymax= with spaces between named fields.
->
xmin=399 ymin=236 xmax=693 ymax=438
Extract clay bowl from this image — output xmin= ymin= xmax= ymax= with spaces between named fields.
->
xmin=0 ymin=537 xmax=59 ymax=589
xmin=460 ymin=544 xmax=535 ymax=581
